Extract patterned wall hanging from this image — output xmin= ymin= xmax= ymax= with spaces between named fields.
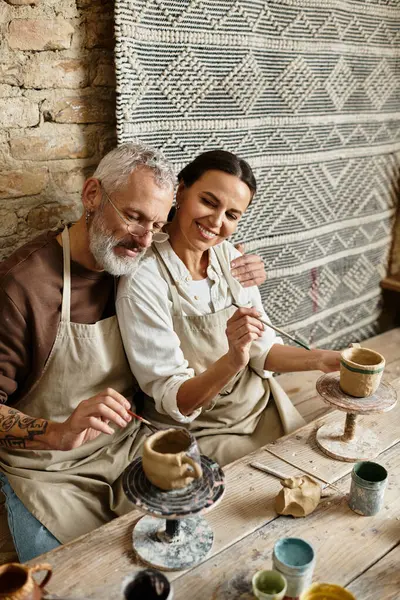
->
xmin=115 ymin=0 xmax=400 ymax=349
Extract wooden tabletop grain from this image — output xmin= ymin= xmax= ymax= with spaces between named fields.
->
xmin=26 ymin=328 xmax=400 ymax=600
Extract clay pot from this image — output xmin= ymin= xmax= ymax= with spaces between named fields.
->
xmin=340 ymin=342 xmax=385 ymax=397
xmin=142 ymin=428 xmax=202 ymax=490
xmin=0 ymin=563 xmax=52 ymax=600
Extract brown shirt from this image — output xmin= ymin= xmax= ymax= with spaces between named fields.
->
xmin=0 ymin=228 xmax=115 ymax=406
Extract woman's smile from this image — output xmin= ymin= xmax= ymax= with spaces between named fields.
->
xmin=195 ymin=222 xmax=218 ymax=240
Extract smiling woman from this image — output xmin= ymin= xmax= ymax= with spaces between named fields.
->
xmin=165 ymin=150 xmax=256 ymax=282
xmin=168 ymin=167 xmax=253 ymax=277
xmin=116 ymin=149 xmax=340 ymax=467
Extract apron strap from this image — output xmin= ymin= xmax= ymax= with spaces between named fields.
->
xmin=213 ymin=245 xmax=243 ymax=306
xmin=154 ymin=243 xmax=243 ymax=313
xmin=213 ymin=245 xmax=305 ymax=435
xmin=61 ymin=226 xmax=71 ymax=323
xmin=268 ymin=377 xmax=306 ymax=434
xmin=152 ymin=245 xmax=183 ymax=315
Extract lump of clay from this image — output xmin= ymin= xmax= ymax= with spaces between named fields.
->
xmin=275 ymin=475 xmax=321 ymax=517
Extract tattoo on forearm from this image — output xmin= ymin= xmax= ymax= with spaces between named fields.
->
xmin=0 ymin=437 xmax=30 ymax=449
xmin=0 ymin=408 xmax=48 ymax=448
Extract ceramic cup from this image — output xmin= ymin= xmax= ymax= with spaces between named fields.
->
xmin=348 ymin=461 xmax=388 ymax=516
xmin=0 ymin=562 xmax=52 ymax=600
xmin=122 ymin=568 xmax=173 ymax=600
xmin=252 ymin=569 xmax=287 ymax=600
xmin=340 ymin=342 xmax=385 ymax=397
xmin=142 ymin=428 xmax=202 ymax=490
xmin=299 ymin=582 xmax=356 ymax=600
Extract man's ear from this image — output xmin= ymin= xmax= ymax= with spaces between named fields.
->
xmin=175 ymin=180 xmax=185 ymax=204
xmin=82 ymin=178 xmax=102 ymax=212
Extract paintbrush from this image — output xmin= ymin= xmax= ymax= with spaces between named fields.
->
xmin=127 ymin=409 xmax=160 ymax=434
xmin=231 ymin=302 xmax=310 ymax=351
xmin=250 ymin=461 xmax=341 ymax=494
xmin=263 ymin=448 xmax=342 ymax=493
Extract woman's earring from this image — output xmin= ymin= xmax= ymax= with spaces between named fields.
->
xmin=85 ymin=210 xmax=91 ymax=226
xmin=175 ymin=203 xmax=180 ymax=211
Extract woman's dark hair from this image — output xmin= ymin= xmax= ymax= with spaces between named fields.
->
xmin=178 ymin=150 xmax=257 ymax=197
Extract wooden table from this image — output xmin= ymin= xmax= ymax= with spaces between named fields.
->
xmin=27 ymin=331 xmax=400 ymax=600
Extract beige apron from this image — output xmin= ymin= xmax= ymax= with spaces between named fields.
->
xmin=0 ymin=227 xmax=144 ymax=543
xmin=143 ymin=246 xmax=305 ymax=466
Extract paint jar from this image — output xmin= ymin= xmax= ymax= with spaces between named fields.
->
xmin=348 ymin=461 xmax=388 ymax=516
xmin=299 ymin=582 xmax=355 ymax=600
xmin=122 ymin=568 xmax=173 ymax=600
xmin=252 ymin=569 xmax=287 ymax=600
xmin=272 ymin=537 xmax=315 ymax=599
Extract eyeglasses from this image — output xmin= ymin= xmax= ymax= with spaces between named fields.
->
xmin=99 ymin=182 xmax=168 ymax=243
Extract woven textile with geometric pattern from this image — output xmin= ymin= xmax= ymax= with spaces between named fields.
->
xmin=115 ymin=0 xmax=400 ymax=349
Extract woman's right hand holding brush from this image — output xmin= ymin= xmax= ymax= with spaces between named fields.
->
xmin=225 ymin=306 xmax=264 ymax=371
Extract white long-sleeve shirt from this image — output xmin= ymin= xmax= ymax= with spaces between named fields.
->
xmin=117 ymin=239 xmax=282 ymax=423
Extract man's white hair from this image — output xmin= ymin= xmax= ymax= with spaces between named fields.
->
xmin=92 ymin=141 xmax=176 ymax=192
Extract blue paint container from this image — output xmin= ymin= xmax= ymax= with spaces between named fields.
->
xmin=272 ymin=537 xmax=315 ymax=599
xmin=348 ymin=461 xmax=388 ymax=516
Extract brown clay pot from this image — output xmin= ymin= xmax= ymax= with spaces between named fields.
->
xmin=0 ymin=563 xmax=52 ymax=600
xmin=340 ymin=342 xmax=385 ymax=397
xmin=142 ymin=428 xmax=203 ymax=490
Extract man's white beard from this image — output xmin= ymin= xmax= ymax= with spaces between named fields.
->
xmin=89 ymin=213 xmax=146 ymax=277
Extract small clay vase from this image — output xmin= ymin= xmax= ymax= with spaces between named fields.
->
xmin=142 ymin=428 xmax=202 ymax=490
xmin=340 ymin=342 xmax=385 ymax=397
xmin=0 ymin=562 xmax=52 ymax=600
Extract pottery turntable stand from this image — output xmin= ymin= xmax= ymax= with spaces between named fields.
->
xmin=315 ymin=373 xmax=397 ymax=462
xmin=122 ymin=455 xmax=225 ymax=571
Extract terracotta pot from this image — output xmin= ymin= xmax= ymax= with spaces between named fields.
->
xmin=142 ymin=428 xmax=202 ymax=490
xmin=0 ymin=563 xmax=52 ymax=600
xmin=340 ymin=342 xmax=385 ymax=397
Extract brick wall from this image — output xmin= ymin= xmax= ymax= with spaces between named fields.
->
xmin=0 ymin=0 xmax=116 ymax=260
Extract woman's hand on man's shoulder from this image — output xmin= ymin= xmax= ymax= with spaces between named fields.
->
xmin=230 ymin=242 xmax=267 ymax=288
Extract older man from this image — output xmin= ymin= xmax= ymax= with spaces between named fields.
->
xmin=0 ymin=142 xmax=266 ymax=561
